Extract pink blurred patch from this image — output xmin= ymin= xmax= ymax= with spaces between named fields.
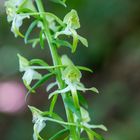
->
xmin=0 ymin=81 xmax=26 ymax=114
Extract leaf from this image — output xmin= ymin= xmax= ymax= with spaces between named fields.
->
xmin=64 ymin=136 xmax=69 ymax=140
xmin=41 ymin=111 xmax=64 ymax=123
xmin=30 ymin=59 xmax=49 ymax=67
xmin=27 ymin=38 xmax=40 ymax=48
xmin=17 ymin=8 xmax=35 ymax=14
xmin=64 ymin=96 xmax=81 ymax=118
xmin=18 ymin=0 xmax=36 ymax=12
xmin=71 ymin=29 xmax=79 ymax=53
xmin=53 ymin=39 xmax=72 ymax=49
xmin=40 ymin=30 xmax=45 ymax=49
xmin=24 ymin=20 xmax=38 ymax=44
xmin=49 ymin=128 xmax=69 ymax=140
xmin=78 ymin=35 xmax=88 ymax=47
xmin=49 ymin=95 xmax=58 ymax=117
xmin=78 ymin=93 xmax=88 ymax=109
xmin=77 ymin=66 xmax=93 ymax=73
xmin=50 ymin=0 xmax=67 ymax=7
xmin=84 ymin=127 xmax=105 ymax=140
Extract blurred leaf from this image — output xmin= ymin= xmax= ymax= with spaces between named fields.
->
xmin=77 ymin=66 xmax=93 ymax=73
xmin=64 ymin=95 xmax=81 ymax=118
xmin=50 ymin=0 xmax=67 ymax=7
xmin=78 ymin=93 xmax=88 ymax=109
xmin=40 ymin=30 xmax=45 ymax=49
xmin=49 ymin=128 xmax=68 ymax=140
xmin=24 ymin=20 xmax=38 ymax=44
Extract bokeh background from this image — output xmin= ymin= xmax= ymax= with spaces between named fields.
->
xmin=0 ymin=0 xmax=140 ymax=140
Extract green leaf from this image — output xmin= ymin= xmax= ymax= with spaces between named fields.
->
xmin=24 ymin=20 xmax=38 ymax=44
xmin=84 ymin=127 xmax=105 ymax=140
xmin=27 ymin=38 xmax=40 ymax=48
xmin=53 ymin=39 xmax=72 ymax=49
xmin=49 ymin=94 xmax=58 ymax=117
xmin=17 ymin=8 xmax=35 ymax=14
xmin=86 ymin=131 xmax=94 ymax=140
xmin=41 ymin=111 xmax=64 ymax=123
xmin=64 ymin=96 xmax=81 ymax=118
xmin=78 ymin=93 xmax=88 ymax=109
xmin=40 ymin=30 xmax=45 ymax=49
xmin=50 ymin=0 xmax=67 ymax=7
xmin=18 ymin=0 xmax=36 ymax=12
xmin=71 ymin=29 xmax=79 ymax=53
xmin=64 ymin=136 xmax=69 ymax=140
xmin=49 ymin=128 xmax=69 ymax=140
xmin=30 ymin=59 xmax=49 ymax=67
xmin=77 ymin=66 xmax=93 ymax=73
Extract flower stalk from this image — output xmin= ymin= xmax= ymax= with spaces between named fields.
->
xmin=5 ymin=0 xmax=107 ymax=139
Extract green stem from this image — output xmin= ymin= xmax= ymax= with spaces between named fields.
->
xmin=35 ymin=0 xmax=80 ymax=139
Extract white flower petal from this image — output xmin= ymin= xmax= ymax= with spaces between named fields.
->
xmin=48 ymin=86 xmax=70 ymax=99
xmin=11 ymin=14 xmax=30 ymax=37
xmin=22 ymin=69 xmax=42 ymax=86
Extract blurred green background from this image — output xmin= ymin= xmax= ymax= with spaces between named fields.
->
xmin=0 ymin=0 xmax=140 ymax=140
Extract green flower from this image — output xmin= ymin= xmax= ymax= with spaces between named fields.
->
xmin=18 ymin=54 xmax=42 ymax=86
xmin=5 ymin=0 xmax=22 ymax=22
xmin=55 ymin=9 xmax=88 ymax=52
xmin=48 ymin=55 xmax=98 ymax=99
xmin=11 ymin=14 xmax=30 ymax=37
xmin=79 ymin=107 xmax=107 ymax=131
xmin=5 ymin=0 xmax=36 ymax=37
xmin=29 ymin=106 xmax=47 ymax=140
